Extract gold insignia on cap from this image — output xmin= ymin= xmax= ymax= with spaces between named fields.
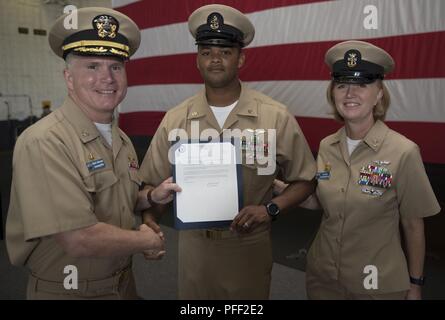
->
xmin=73 ymin=46 xmax=107 ymax=54
xmin=209 ymin=14 xmax=219 ymax=30
xmin=347 ymin=52 xmax=357 ymax=68
xmin=93 ymin=15 xmax=118 ymax=39
xmin=49 ymin=7 xmax=141 ymax=60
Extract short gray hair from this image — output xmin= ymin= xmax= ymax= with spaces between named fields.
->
xmin=65 ymin=52 xmax=76 ymax=70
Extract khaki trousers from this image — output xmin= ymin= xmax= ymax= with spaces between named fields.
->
xmin=306 ymin=272 xmax=407 ymax=300
xmin=27 ymin=267 xmax=139 ymax=300
xmin=178 ymin=228 xmax=273 ymax=300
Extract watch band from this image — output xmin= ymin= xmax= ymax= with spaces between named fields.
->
xmin=409 ymin=276 xmax=425 ymax=286
xmin=146 ymin=189 xmax=157 ymax=207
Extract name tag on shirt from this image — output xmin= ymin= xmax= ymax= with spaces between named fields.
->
xmin=86 ymin=159 xmax=106 ymax=172
xmin=316 ymin=171 xmax=330 ymax=180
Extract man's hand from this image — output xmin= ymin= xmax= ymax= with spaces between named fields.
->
xmin=143 ymin=212 xmax=162 ymax=234
xmin=151 ymin=177 xmax=182 ymax=205
xmin=230 ymin=205 xmax=271 ymax=234
xmin=405 ymin=284 xmax=422 ymax=300
xmin=138 ymin=223 xmax=166 ymax=260
xmin=142 ymin=213 xmax=166 ymax=260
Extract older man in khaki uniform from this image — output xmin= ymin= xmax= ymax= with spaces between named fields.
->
xmin=305 ymin=41 xmax=441 ymax=299
xmin=139 ymin=4 xmax=316 ymax=299
xmin=6 ymin=7 xmax=179 ymax=300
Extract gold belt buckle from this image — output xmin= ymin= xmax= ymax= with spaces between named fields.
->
xmin=205 ymin=229 xmax=222 ymax=240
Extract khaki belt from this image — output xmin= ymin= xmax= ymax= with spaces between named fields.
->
xmin=200 ymin=225 xmax=270 ymax=240
xmin=202 ymin=228 xmax=234 ymax=240
xmin=30 ymin=265 xmax=131 ymax=296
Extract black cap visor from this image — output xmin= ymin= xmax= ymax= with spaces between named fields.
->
xmin=196 ymin=24 xmax=244 ymax=47
xmin=332 ymin=71 xmax=383 ymax=84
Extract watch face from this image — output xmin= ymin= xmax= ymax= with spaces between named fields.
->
xmin=267 ymin=202 xmax=280 ymax=216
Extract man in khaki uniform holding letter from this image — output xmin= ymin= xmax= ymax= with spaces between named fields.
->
xmin=6 ymin=7 xmax=179 ymax=300
xmin=139 ymin=4 xmax=316 ymax=299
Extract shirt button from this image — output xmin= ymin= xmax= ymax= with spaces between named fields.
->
xmin=336 ymin=237 xmax=341 ymax=244
xmin=339 ymin=213 xmax=344 ymax=220
xmin=341 ymin=188 xmax=345 ymax=193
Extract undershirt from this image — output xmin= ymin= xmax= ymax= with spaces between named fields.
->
xmin=346 ymin=136 xmax=361 ymax=155
xmin=209 ymin=100 xmax=238 ymax=129
xmin=94 ymin=122 xmax=112 ymax=147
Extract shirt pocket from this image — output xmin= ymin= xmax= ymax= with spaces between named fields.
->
xmin=241 ymin=163 xmax=275 ymax=205
xmin=82 ymin=170 xmax=119 ymax=221
xmin=83 ymin=169 xmax=119 ymax=193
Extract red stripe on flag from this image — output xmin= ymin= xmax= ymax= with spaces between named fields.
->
xmin=119 ymin=112 xmax=445 ymax=164
xmin=298 ymin=118 xmax=445 ymax=164
xmin=126 ymin=31 xmax=445 ymax=86
xmin=115 ymin=0 xmax=330 ymax=29
xmin=119 ymin=111 xmax=166 ymax=136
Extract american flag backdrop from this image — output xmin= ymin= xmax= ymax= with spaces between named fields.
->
xmin=112 ymin=0 xmax=445 ymax=164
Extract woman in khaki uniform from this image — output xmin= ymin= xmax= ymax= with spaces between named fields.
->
xmin=302 ymin=41 xmax=441 ymax=299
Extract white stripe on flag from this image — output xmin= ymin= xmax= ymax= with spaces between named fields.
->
xmin=120 ymin=79 xmax=445 ymax=123
xmin=112 ymin=0 xmax=140 ymax=8
xmin=130 ymin=0 xmax=445 ymax=60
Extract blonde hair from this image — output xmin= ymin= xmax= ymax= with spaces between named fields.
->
xmin=326 ymin=80 xmax=391 ymax=122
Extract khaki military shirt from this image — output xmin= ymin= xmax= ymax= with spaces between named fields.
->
xmin=307 ymin=120 xmax=441 ymax=294
xmin=140 ymin=84 xmax=315 ymax=299
xmin=139 ymin=84 xmax=316 ymax=211
xmin=6 ymin=97 xmax=141 ymax=282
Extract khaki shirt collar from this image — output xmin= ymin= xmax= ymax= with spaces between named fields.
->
xmin=328 ymin=120 xmax=389 ymax=153
xmin=186 ymin=83 xmax=258 ymax=128
xmin=111 ymin=120 xmax=123 ymax=158
xmin=362 ymin=120 xmax=389 ymax=152
xmin=60 ymin=96 xmax=100 ymax=143
xmin=60 ymin=96 xmax=123 ymax=151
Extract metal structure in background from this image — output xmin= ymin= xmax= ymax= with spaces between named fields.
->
xmin=0 ymin=93 xmax=36 ymax=151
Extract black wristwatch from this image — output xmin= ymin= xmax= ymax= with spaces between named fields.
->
xmin=265 ymin=201 xmax=280 ymax=221
xmin=409 ymin=276 xmax=425 ymax=286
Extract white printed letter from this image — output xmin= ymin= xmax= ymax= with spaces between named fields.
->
xmin=363 ymin=5 xmax=378 ymax=30
xmin=63 ymin=5 xmax=78 ymax=30
xmin=363 ymin=265 xmax=378 ymax=290
xmin=63 ymin=265 xmax=78 ymax=290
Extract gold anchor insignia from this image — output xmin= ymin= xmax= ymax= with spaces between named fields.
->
xmin=347 ymin=52 xmax=357 ymax=68
xmin=88 ymin=153 xmax=95 ymax=160
xmin=324 ymin=162 xmax=331 ymax=172
xmin=209 ymin=15 xmax=219 ymax=30
xmin=94 ymin=15 xmax=118 ymax=38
